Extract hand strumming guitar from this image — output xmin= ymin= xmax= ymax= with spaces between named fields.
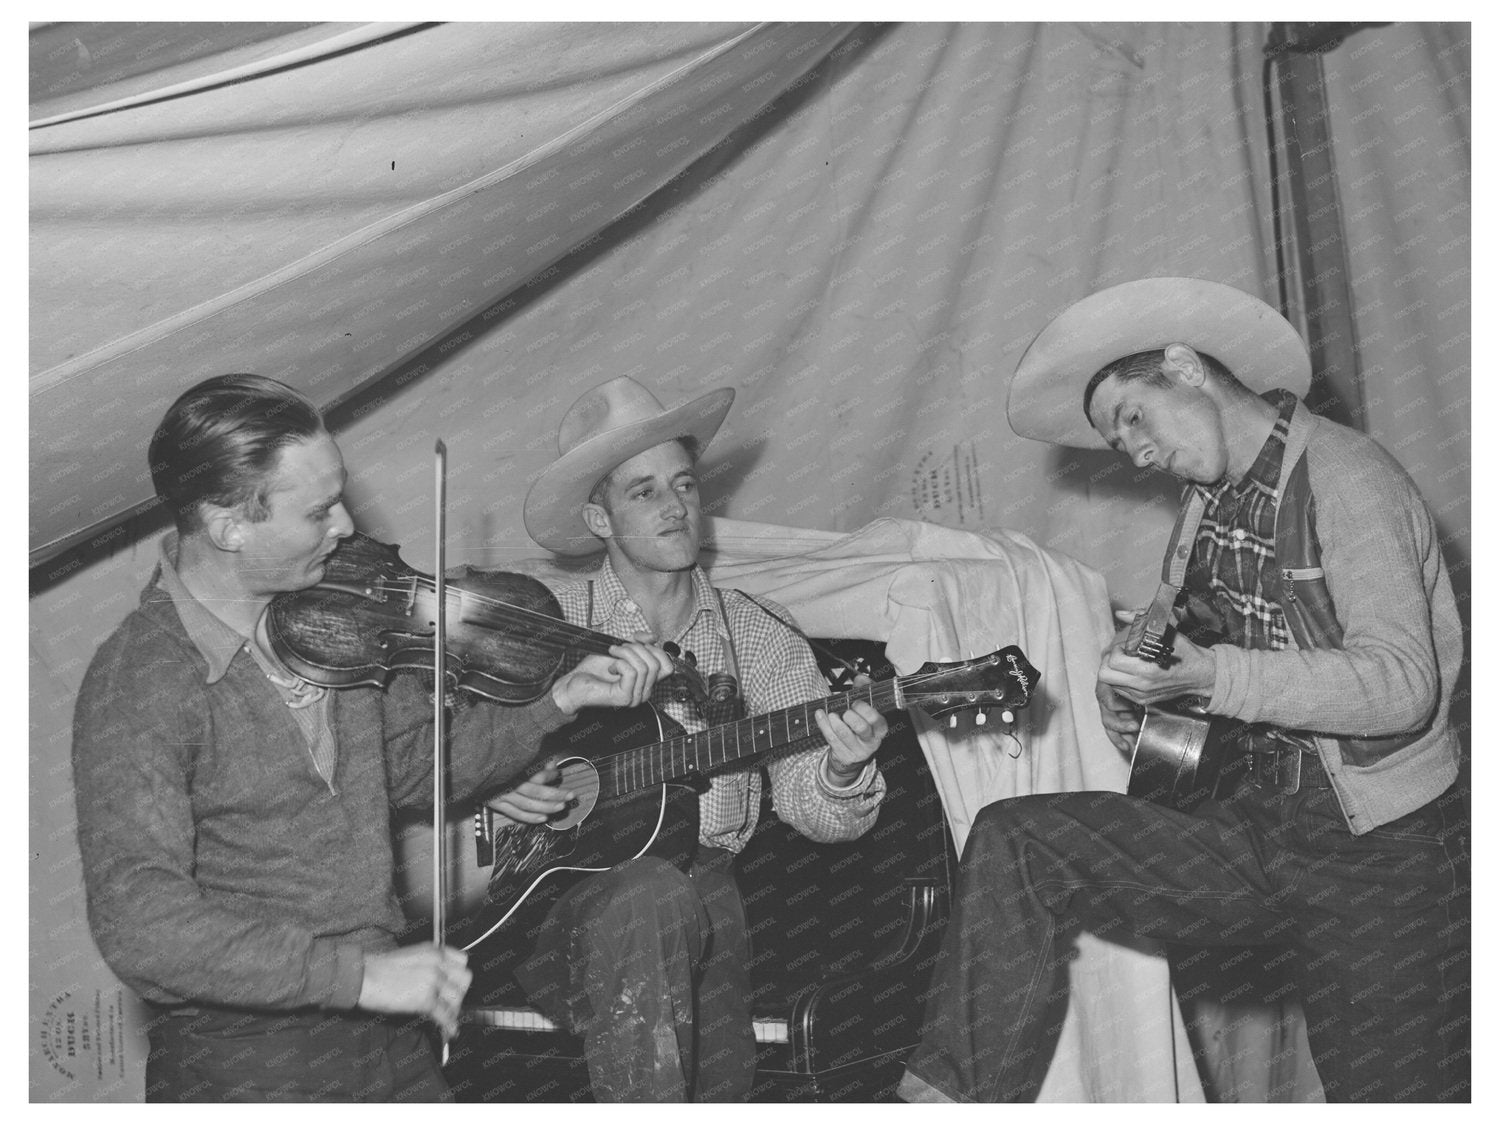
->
xmin=487 ymin=764 xmax=574 ymax=828
xmin=1098 ymin=621 xmax=1216 ymax=704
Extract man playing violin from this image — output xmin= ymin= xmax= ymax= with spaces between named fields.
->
xmin=899 ymin=278 xmax=1468 ymax=1102
xmin=71 ymin=374 xmax=672 ymax=1102
xmin=494 ymin=376 xmax=890 ymax=1101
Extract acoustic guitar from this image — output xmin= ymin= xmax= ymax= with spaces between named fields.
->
xmin=1127 ymin=700 xmax=1241 ymax=813
xmin=1119 ymin=602 xmax=1240 ymax=812
xmin=426 ymin=645 xmax=1040 ymax=952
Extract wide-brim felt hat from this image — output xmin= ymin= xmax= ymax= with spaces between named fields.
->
xmin=524 ymin=376 xmax=734 ymax=555
xmin=1007 ymin=277 xmax=1312 ymax=449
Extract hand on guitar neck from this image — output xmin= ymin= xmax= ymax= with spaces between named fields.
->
xmin=1096 ymin=607 xmax=1216 ymax=756
xmin=487 ymin=762 xmax=577 ymax=827
xmin=1104 ymin=608 xmax=1216 ymax=704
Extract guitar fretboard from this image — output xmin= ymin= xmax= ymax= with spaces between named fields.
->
xmin=601 ymin=680 xmax=900 ymax=796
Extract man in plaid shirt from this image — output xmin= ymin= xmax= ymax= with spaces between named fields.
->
xmin=901 ymin=278 xmax=1467 ymax=1103
xmin=500 ymin=376 xmax=888 ymax=1101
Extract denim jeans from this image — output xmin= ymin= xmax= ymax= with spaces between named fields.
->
xmin=515 ymin=848 xmax=756 ymax=1101
xmin=145 ymin=1006 xmax=449 ymax=1102
xmin=900 ymin=783 xmax=1469 ymax=1102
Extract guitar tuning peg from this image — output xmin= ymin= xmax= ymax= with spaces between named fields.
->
xmin=975 ymin=710 xmax=987 ymax=726
xmin=1001 ymin=709 xmax=1015 ymax=725
xmin=948 ymin=714 xmax=959 ymax=730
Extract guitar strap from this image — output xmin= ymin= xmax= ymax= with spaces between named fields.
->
xmin=1128 ymin=489 xmax=1207 ymax=661
xmin=709 ymin=588 xmax=747 ymax=727
xmin=1161 ymin=489 xmax=1208 ymax=589
xmin=712 ymin=589 xmax=742 ymax=676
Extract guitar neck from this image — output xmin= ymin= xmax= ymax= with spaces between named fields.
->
xmin=602 ymin=679 xmax=902 ymax=796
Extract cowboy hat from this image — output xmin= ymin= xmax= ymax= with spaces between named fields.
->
xmin=524 ymin=376 xmax=734 ymax=555
xmin=1007 ymin=277 xmax=1312 ymax=449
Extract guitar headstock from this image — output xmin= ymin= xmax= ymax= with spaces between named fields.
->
xmin=1122 ymin=581 xmax=1184 ymax=669
xmin=902 ymin=646 xmax=1040 ymax=726
xmin=1122 ymin=610 xmax=1168 ymax=667
xmin=824 ymin=652 xmax=889 ymax=692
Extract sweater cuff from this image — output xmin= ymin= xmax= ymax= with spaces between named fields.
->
xmin=1207 ymin=644 xmax=1249 ymax=720
xmin=310 ymin=938 xmax=365 ymax=1011
xmin=520 ymin=688 xmax=571 ymax=737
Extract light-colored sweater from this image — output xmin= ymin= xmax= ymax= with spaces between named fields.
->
xmin=1207 ymin=402 xmax=1464 ymax=832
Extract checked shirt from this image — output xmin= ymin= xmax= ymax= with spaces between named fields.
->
xmin=1182 ymin=390 xmax=1300 ymax=652
xmin=551 ymin=558 xmax=883 ymax=854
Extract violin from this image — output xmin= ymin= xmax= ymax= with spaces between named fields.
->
xmin=265 ymin=530 xmax=704 ymax=705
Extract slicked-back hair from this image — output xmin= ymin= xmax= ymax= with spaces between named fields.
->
xmin=149 ymin=374 xmax=325 ymax=534
xmin=587 ymin=435 xmax=702 ymax=511
xmin=1082 ymin=348 xmax=1236 ymax=425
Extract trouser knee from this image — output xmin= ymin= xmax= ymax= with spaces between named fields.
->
xmin=964 ymin=793 xmax=1113 ymax=911
xmin=965 ymin=794 xmax=1072 ymax=866
xmin=584 ymin=857 xmax=705 ymax=951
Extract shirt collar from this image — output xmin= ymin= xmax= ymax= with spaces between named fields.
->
xmin=592 ymin=556 xmax=720 ymax=641
xmin=1195 ymin=388 xmax=1298 ymax=507
xmin=154 ymin=532 xmax=249 ymax=684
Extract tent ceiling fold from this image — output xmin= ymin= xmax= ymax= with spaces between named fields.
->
xmin=29 ymin=20 xmax=856 ymax=567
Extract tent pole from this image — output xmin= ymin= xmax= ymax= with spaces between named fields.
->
xmin=1264 ymin=24 xmax=1368 ymax=430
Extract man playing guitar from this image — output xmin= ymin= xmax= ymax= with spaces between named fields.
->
xmin=899 ymin=278 xmax=1468 ymax=1103
xmin=492 ymin=376 xmax=890 ymax=1101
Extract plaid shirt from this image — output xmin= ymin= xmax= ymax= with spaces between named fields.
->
xmin=552 ymin=559 xmax=884 ymax=853
xmin=1182 ymin=390 xmax=1299 ymax=652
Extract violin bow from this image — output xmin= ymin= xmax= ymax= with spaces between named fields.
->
xmin=432 ymin=440 xmax=450 ymax=1065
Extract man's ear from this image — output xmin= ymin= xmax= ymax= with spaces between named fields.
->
xmin=582 ymin=502 xmax=613 ymax=541
xmin=203 ymin=506 xmax=245 ymax=552
xmin=1162 ymin=343 xmax=1207 ymax=387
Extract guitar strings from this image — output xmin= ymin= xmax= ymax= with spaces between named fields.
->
xmin=598 ymin=661 xmax=1024 ymax=790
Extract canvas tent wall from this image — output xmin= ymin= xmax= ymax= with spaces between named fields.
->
xmin=30 ymin=22 xmax=1469 ymax=1102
